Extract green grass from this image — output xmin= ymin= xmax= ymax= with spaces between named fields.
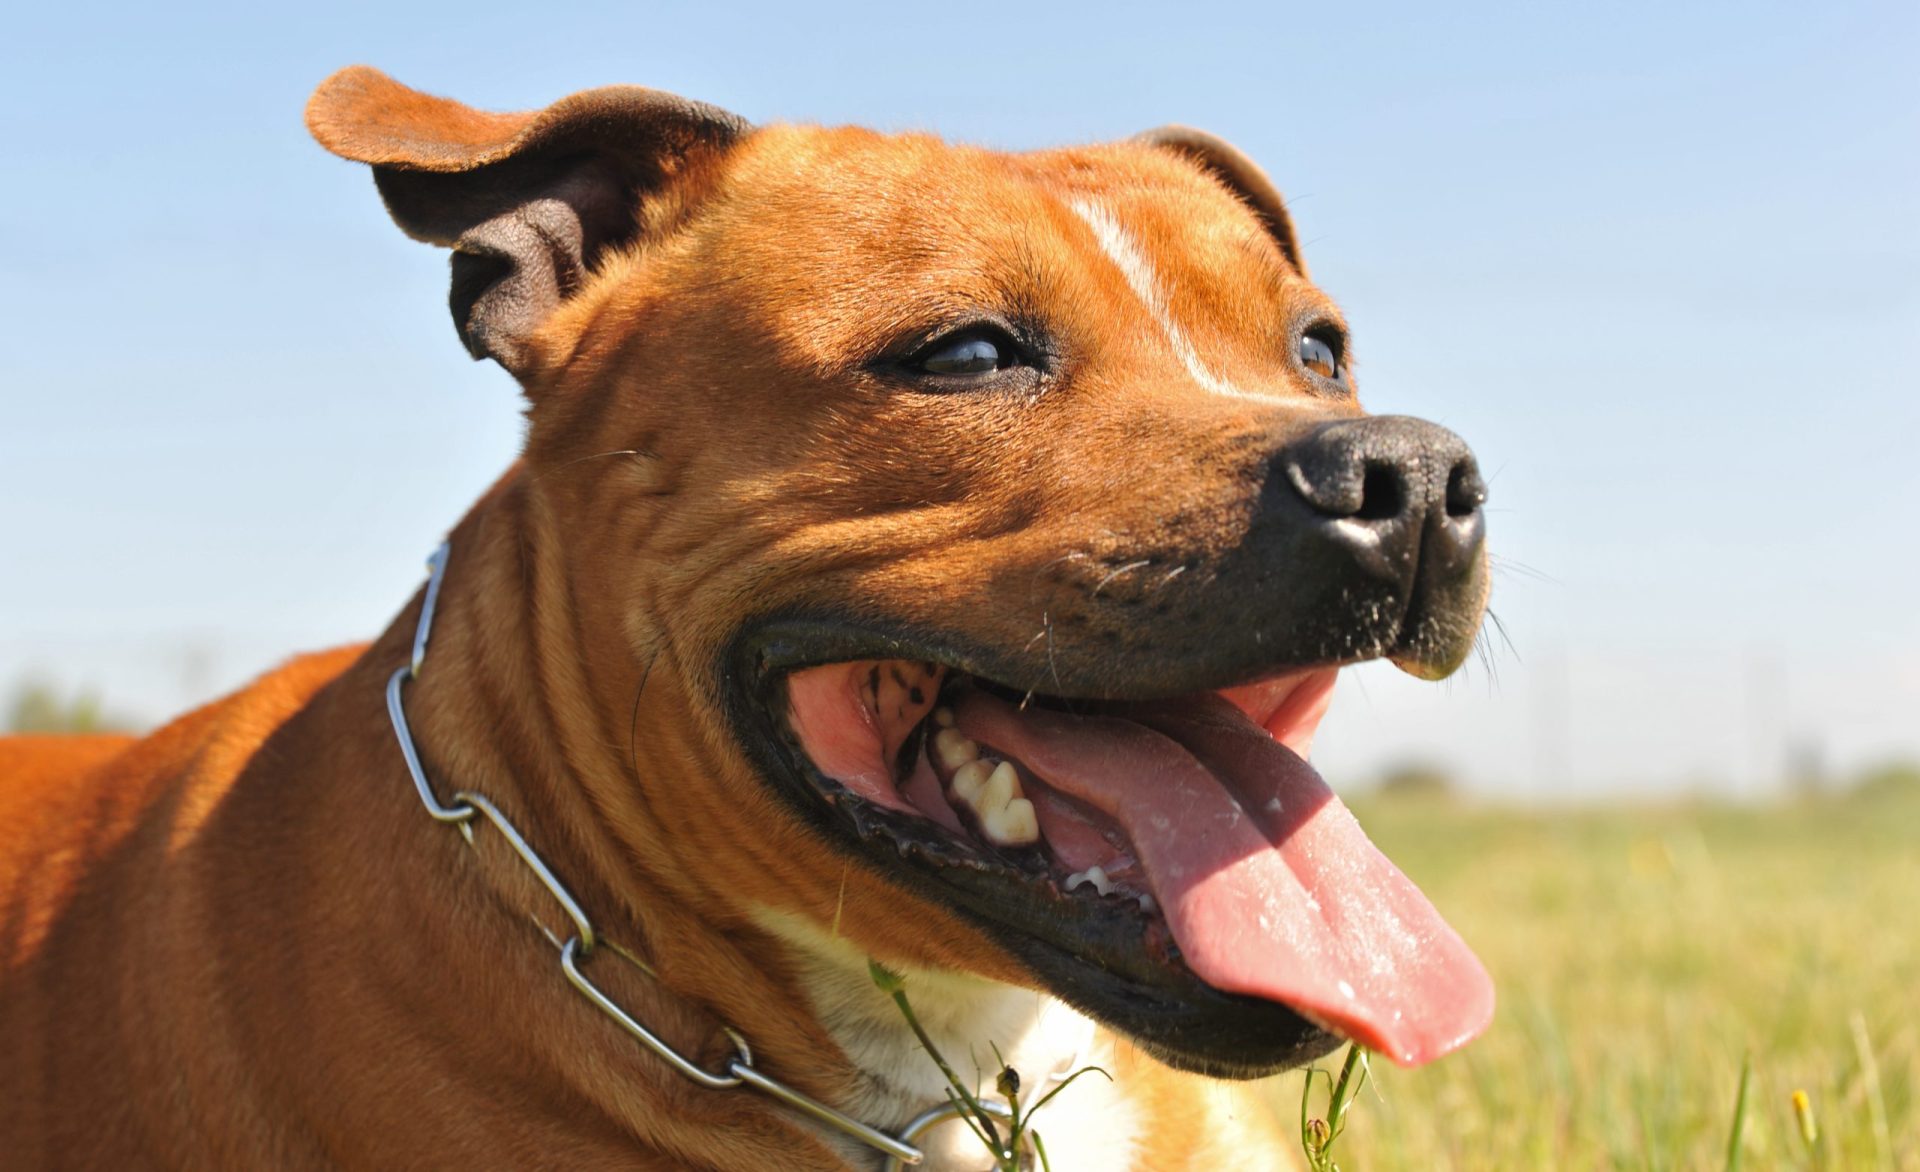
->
xmin=1264 ymin=788 xmax=1919 ymax=1170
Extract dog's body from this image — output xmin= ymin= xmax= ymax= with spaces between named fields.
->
xmin=1 ymin=69 xmax=1494 ymax=1169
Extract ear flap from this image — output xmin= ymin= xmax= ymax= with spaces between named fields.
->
xmin=1134 ymin=126 xmax=1307 ymax=279
xmin=306 ymin=66 xmax=749 ymax=376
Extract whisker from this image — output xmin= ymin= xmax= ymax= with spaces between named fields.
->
xmin=1484 ymin=608 xmax=1520 ymax=664
xmin=1489 ymin=554 xmax=1556 ymax=585
xmin=1091 ymin=560 xmax=1152 ymax=596
xmin=531 ymin=448 xmax=658 ymax=484
xmin=1471 ymin=628 xmax=1500 ymax=693
xmin=1020 ymin=613 xmax=1061 ymax=710
xmin=1037 ymin=551 xmax=1094 ymax=571
xmin=627 ymin=649 xmax=660 ymax=785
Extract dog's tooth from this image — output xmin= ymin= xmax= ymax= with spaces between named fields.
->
xmin=933 ymin=707 xmax=955 ymax=728
xmin=982 ymin=761 xmax=1021 ymax=811
xmin=1065 ymin=865 xmax=1114 ymax=896
xmin=978 ymin=799 xmax=1039 ymax=848
xmin=950 ymin=760 xmax=992 ymax=805
xmin=933 ymin=728 xmax=978 ymax=770
xmin=945 ymin=757 xmax=1034 ymax=846
xmin=1006 ymin=795 xmax=1036 ymax=837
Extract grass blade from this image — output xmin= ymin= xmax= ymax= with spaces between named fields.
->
xmin=1849 ymin=1011 xmax=1893 ymax=1172
xmin=1722 ymin=1053 xmax=1752 ymax=1172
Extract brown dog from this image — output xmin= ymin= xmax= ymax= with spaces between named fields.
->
xmin=0 ymin=68 xmax=1495 ymax=1169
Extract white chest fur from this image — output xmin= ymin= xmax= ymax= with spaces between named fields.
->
xmin=754 ymin=911 xmax=1141 ymax=1171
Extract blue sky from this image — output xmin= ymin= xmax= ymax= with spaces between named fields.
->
xmin=3 ymin=0 xmax=1915 ymax=796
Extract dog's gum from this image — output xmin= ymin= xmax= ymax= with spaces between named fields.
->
xmin=873 ymin=660 xmax=945 ymax=771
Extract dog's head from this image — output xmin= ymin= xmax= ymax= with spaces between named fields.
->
xmin=310 ymin=68 xmax=1493 ymax=1077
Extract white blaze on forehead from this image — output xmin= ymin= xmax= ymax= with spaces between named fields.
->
xmin=1068 ymin=196 xmax=1281 ymax=404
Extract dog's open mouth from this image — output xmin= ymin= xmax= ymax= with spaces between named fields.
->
xmin=770 ymin=652 xmax=1493 ymax=1069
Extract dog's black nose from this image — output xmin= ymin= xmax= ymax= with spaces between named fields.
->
xmin=1281 ymin=416 xmax=1487 ymax=582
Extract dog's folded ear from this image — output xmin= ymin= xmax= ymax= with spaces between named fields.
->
xmin=1134 ymin=126 xmax=1307 ymax=280
xmin=306 ymin=66 xmax=749 ymax=377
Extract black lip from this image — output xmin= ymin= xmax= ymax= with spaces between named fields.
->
xmin=723 ymin=615 xmax=1343 ymax=1078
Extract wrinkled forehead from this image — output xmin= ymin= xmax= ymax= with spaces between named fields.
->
xmin=691 ymin=124 xmax=1301 ymax=358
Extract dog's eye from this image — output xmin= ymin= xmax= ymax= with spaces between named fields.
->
xmin=1299 ymin=331 xmax=1346 ymax=383
xmin=914 ymin=332 xmax=1008 ymax=377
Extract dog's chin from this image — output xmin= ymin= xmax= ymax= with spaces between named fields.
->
xmin=722 ymin=614 xmax=1492 ymax=1078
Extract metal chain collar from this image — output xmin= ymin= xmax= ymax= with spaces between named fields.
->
xmin=382 ymin=541 xmax=988 ymax=1168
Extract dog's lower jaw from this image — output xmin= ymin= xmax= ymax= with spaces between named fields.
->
xmin=753 ymin=909 xmax=1143 ymax=1171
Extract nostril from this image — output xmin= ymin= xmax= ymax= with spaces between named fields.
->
xmin=1355 ymin=463 xmax=1403 ymax=522
xmin=1445 ymin=461 xmax=1487 ymax=518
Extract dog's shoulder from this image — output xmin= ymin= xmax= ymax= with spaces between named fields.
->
xmin=0 ymin=644 xmax=366 ymax=937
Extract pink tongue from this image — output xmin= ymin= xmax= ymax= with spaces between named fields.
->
xmin=955 ymin=690 xmax=1493 ymax=1066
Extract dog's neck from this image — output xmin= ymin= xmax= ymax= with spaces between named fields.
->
xmin=351 ymin=479 xmax=839 ymax=1162
xmin=369 ymin=477 xmax=1129 ymax=1168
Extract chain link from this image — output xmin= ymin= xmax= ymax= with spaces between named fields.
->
xmin=386 ymin=542 xmax=928 ymax=1166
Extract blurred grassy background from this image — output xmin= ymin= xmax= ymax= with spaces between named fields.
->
xmin=1271 ymin=783 xmax=1919 ymax=1170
